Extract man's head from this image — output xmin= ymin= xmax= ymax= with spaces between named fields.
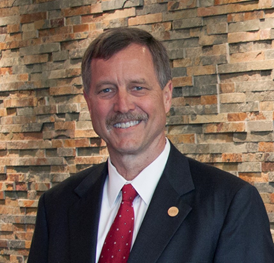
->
xmin=81 ymin=27 xmax=171 ymax=94
xmin=82 ymin=27 xmax=173 ymax=166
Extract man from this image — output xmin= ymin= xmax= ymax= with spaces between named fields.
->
xmin=28 ymin=27 xmax=274 ymax=263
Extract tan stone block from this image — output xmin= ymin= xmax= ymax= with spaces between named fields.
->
xmin=75 ymin=156 xmax=107 ymax=165
xmin=23 ymin=54 xmax=48 ymax=64
xmin=55 ymin=121 xmax=75 ymax=131
xmin=189 ymin=113 xmax=227 ymax=124
xmin=220 ymin=83 xmax=235 ymax=93
xmin=239 ymin=162 xmax=261 ymax=172
xmin=201 ymin=95 xmax=217 ymax=105
xmin=171 ymin=97 xmax=185 ymax=107
xmin=259 ymin=142 xmax=274 ymax=152
xmin=167 ymin=134 xmax=195 ymax=144
xmin=220 ymin=93 xmax=246 ymax=103
xmin=128 ymin=13 xmax=162 ymax=26
xmin=62 ymin=6 xmax=91 ymax=17
xmin=270 ymin=193 xmax=274 ymax=202
xmin=230 ymin=51 xmax=265 ymax=64
xmin=7 ymin=24 xmax=20 ymax=34
xmin=173 ymin=58 xmax=193 ymax=68
xmin=187 ymin=65 xmax=216 ymax=76
xmin=260 ymin=101 xmax=274 ymax=111
xmin=104 ymin=7 xmax=136 ymax=20
xmin=184 ymin=96 xmax=200 ymax=106
xmin=204 ymin=122 xmax=246 ymax=133
xmin=167 ymin=0 xmax=197 ymax=11
xmin=228 ymin=31 xmax=260 ymax=43
xmin=198 ymin=2 xmax=258 ymax=17
xmin=265 ymin=203 xmax=274 ymax=213
xmin=197 ymin=134 xmax=233 ymax=144
xmin=172 ymin=76 xmax=193 ymax=87
xmin=239 ymin=172 xmax=269 ymax=184
xmin=247 ymin=121 xmax=273 ymax=132
xmin=228 ymin=11 xmax=264 ymax=22
xmin=91 ymin=3 xmax=102 ymax=14
xmin=73 ymin=24 xmax=89 ymax=33
xmin=75 ymin=129 xmax=99 ymax=138
xmin=222 ymin=153 xmax=242 ymax=162
xmin=262 ymin=162 xmax=274 ymax=172
xmin=218 ymin=60 xmax=274 ymax=74
xmin=20 ymin=12 xmax=46 ymax=23
xmin=227 ymin=112 xmax=247 ymax=121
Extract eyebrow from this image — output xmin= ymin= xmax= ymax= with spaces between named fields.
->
xmin=95 ymin=78 xmax=148 ymax=88
xmin=128 ymin=78 xmax=147 ymax=85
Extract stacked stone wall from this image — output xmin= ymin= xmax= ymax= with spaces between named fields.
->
xmin=0 ymin=0 xmax=274 ymax=262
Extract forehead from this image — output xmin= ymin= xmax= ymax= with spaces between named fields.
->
xmin=95 ymin=44 xmax=152 ymax=64
xmin=90 ymin=44 xmax=156 ymax=79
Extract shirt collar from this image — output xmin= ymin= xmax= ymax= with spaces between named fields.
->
xmin=107 ymin=139 xmax=171 ymax=207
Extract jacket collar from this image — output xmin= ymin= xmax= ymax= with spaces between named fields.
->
xmin=128 ymin=143 xmax=195 ymax=263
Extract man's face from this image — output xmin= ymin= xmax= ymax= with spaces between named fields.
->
xmin=84 ymin=44 xmax=173 ymax=158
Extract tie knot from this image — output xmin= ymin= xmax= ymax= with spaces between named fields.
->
xmin=121 ymin=184 xmax=137 ymax=203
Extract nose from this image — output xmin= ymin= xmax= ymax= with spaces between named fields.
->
xmin=113 ymin=89 xmax=135 ymax=113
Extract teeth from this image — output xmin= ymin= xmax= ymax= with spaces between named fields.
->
xmin=114 ymin=120 xmax=140 ymax=129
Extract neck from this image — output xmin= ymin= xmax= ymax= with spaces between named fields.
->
xmin=108 ymin=138 xmax=166 ymax=181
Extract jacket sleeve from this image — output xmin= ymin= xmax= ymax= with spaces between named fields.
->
xmin=28 ymin=194 xmax=49 ymax=263
xmin=213 ymin=184 xmax=274 ymax=262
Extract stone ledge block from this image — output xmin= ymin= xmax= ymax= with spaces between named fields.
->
xmin=180 ymin=142 xmax=247 ymax=154
xmin=218 ymin=60 xmax=274 ymax=74
xmin=102 ymin=0 xmax=143 ymax=11
xmin=171 ymin=104 xmax=218 ymax=116
xmin=128 ymin=13 xmax=162 ymax=26
xmin=20 ymin=43 xmax=60 ymax=56
xmin=203 ymin=122 xmax=246 ymax=133
xmin=207 ymin=22 xmax=227 ymax=35
xmin=19 ymin=1 xmax=61 ymax=14
xmin=198 ymin=2 xmax=258 ymax=17
xmin=238 ymin=162 xmax=261 ymax=172
xmin=173 ymin=17 xmax=203 ymax=30
xmin=163 ymin=9 xmax=197 ymax=21
xmin=220 ymin=101 xmax=259 ymax=113
xmin=172 ymin=76 xmax=193 ymax=87
xmin=60 ymin=0 xmax=97 ymax=9
xmin=17 ymin=199 xmax=38 ymax=208
xmin=228 ymin=20 xmax=260 ymax=33
xmin=247 ymin=121 xmax=273 ymax=132
xmin=220 ymin=93 xmax=246 ymax=104
xmin=167 ymin=0 xmax=198 ymax=11
xmin=52 ymin=50 xmax=69 ymax=62
xmin=182 ymin=84 xmax=217 ymax=97
xmin=189 ymin=113 xmax=227 ymax=124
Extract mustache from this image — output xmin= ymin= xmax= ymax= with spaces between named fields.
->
xmin=106 ymin=112 xmax=148 ymax=129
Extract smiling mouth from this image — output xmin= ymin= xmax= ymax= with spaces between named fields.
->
xmin=106 ymin=112 xmax=148 ymax=130
xmin=113 ymin=120 xmax=141 ymax=129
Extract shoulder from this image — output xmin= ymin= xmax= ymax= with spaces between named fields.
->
xmin=42 ymin=162 xmax=107 ymax=204
xmin=169 ymin=143 xmax=255 ymax=197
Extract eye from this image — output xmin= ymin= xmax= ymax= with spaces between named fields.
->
xmin=97 ymin=86 xmax=117 ymax=99
xmin=99 ymin=88 xmax=112 ymax=94
xmin=133 ymin=86 xmax=143 ymax=91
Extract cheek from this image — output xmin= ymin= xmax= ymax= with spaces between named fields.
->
xmin=91 ymin=104 xmax=109 ymax=124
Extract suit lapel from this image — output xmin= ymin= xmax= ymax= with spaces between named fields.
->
xmin=128 ymin=144 xmax=195 ymax=263
xmin=68 ymin=163 xmax=108 ymax=263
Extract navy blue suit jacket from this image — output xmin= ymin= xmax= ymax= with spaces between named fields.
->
xmin=28 ymin=143 xmax=274 ymax=262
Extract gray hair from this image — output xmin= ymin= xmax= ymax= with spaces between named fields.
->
xmin=81 ymin=27 xmax=171 ymax=93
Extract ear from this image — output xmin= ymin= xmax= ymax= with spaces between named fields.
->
xmin=163 ymin=80 xmax=173 ymax=114
xmin=83 ymin=90 xmax=92 ymax=114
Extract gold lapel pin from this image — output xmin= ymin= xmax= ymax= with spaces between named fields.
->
xmin=168 ymin=206 xmax=179 ymax=217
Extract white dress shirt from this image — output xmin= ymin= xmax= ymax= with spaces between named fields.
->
xmin=96 ymin=139 xmax=171 ymax=262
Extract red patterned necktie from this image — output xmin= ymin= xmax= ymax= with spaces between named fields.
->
xmin=99 ymin=184 xmax=137 ymax=263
